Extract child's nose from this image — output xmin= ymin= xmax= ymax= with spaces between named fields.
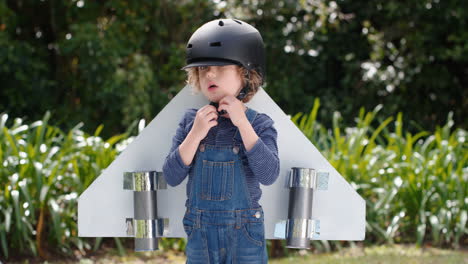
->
xmin=206 ymin=67 xmax=217 ymax=78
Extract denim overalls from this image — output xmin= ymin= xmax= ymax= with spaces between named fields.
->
xmin=183 ymin=108 xmax=268 ymax=264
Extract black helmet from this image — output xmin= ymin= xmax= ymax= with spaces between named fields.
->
xmin=183 ymin=18 xmax=266 ymax=84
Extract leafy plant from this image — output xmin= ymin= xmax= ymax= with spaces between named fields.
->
xmin=0 ymin=112 xmax=133 ymax=258
xmin=1 ymin=101 xmax=466 ymax=260
xmin=293 ymin=99 xmax=467 ymax=248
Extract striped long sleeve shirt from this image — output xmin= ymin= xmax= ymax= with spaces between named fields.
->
xmin=162 ymin=107 xmax=280 ymax=208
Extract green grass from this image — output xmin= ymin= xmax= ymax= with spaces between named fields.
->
xmin=270 ymin=245 xmax=468 ymax=264
xmin=7 ymin=245 xmax=467 ymax=263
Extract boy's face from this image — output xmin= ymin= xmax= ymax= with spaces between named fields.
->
xmin=198 ymin=65 xmax=243 ymax=103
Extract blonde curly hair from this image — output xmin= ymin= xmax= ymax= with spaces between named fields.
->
xmin=184 ymin=66 xmax=263 ymax=103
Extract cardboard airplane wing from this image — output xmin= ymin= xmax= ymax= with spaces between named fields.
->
xmin=78 ymin=86 xmax=365 ymax=243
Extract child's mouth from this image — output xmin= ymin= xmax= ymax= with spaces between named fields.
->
xmin=208 ymin=84 xmax=218 ymax=91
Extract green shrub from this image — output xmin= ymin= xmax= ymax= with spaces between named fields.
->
xmin=1 ymin=101 xmax=466 ymax=259
xmin=0 ymin=112 xmax=133 ymax=258
xmin=293 ymin=99 xmax=467 ymax=248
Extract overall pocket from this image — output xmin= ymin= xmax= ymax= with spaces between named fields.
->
xmin=241 ymin=222 xmax=265 ymax=247
xmin=201 ymin=160 xmax=234 ymax=201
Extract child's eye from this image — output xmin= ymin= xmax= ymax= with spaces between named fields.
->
xmin=199 ymin=66 xmax=208 ymax=71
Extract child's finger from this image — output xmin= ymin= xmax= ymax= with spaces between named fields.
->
xmin=206 ymin=112 xmax=218 ymax=122
xmin=199 ymin=105 xmax=216 ymax=117
xmin=218 ymin=99 xmax=228 ymax=108
xmin=201 ymin=104 xmax=216 ymax=111
xmin=208 ymin=120 xmax=218 ymax=127
xmin=202 ymin=109 xmax=216 ymax=117
xmin=196 ymin=106 xmax=209 ymax=117
xmin=206 ymin=105 xmax=216 ymax=112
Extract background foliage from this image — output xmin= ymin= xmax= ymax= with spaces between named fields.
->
xmin=1 ymin=0 xmax=466 ymax=138
xmin=0 ymin=102 xmax=466 ymax=260
xmin=1 ymin=0 xmax=466 ymax=261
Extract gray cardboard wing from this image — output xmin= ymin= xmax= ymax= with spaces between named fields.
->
xmin=78 ymin=86 xmax=365 ymax=240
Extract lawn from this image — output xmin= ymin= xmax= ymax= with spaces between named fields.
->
xmin=270 ymin=245 xmax=468 ymax=264
xmin=7 ymin=244 xmax=467 ymax=264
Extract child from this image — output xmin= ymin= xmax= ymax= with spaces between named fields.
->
xmin=163 ymin=18 xmax=280 ymax=264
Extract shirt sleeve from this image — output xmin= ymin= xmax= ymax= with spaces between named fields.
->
xmin=244 ymin=114 xmax=280 ymax=186
xmin=162 ymin=109 xmax=196 ymax=186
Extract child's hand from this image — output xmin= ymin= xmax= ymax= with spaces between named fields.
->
xmin=218 ymin=95 xmax=248 ymax=127
xmin=190 ymin=105 xmax=218 ymax=141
